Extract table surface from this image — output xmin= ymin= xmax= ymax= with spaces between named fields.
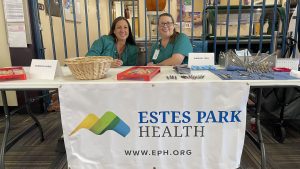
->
xmin=0 ymin=66 xmax=300 ymax=90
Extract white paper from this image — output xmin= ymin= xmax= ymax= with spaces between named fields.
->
xmin=290 ymin=70 xmax=300 ymax=78
xmin=235 ymin=49 xmax=252 ymax=57
xmin=3 ymin=0 xmax=24 ymax=22
xmin=7 ymin=23 xmax=27 ymax=48
xmin=276 ymin=58 xmax=299 ymax=70
xmin=29 ymin=59 xmax=63 ymax=80
xmin=188 ymin=53 xmax=215 ymax=68
xmin=184 ymin=5 xmax=192 ymax=12
xmin=64 ymin=0 xmax=81 ymax=22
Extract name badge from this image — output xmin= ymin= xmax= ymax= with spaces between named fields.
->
xmin=152 ymin=49 xmax=160 ymax=60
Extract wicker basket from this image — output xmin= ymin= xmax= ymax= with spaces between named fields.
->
xmin=65 ymin=56 xmax=113 ymax=80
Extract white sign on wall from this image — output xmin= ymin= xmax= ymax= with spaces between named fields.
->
xmin=64 ymin=0 xmax=81 ymax=22
xmin=3 ymin=0 xmax=27 ymax=47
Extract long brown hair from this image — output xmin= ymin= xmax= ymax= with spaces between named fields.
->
xmin=109 ymin=16 xmax=136 ymax=45
xmin=158 ymin=13 xmax=179 ymax=43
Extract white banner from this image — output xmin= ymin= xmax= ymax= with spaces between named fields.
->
xmin=59 ymin=82 xmax=250 ymax=169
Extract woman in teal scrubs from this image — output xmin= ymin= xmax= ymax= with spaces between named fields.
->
xmin=86 ymin=16 xmax=138 ymax=67
xmin=147 ymin=13 xmax=193 ymax=66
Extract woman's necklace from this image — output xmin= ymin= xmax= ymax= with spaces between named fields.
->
xmin=116 ymin=43 xmax=126 ymax=59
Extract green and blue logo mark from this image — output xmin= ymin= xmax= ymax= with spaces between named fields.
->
xmin=70 ymin=111 xmax=130 ymax=137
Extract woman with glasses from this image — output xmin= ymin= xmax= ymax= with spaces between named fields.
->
xmin=86 ymin=16 xmax=138 ymax=67
xmin=147 ymin=13 xmax=193 ymax=66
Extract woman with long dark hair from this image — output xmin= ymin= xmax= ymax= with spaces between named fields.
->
xmin=147 ymin=13 xmax=192 ymax=66
xmin=86 ymin=16 xmax=138 ymax=67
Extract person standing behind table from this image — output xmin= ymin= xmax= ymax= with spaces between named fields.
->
xmin=147 ymin=13 xmax=193 ymax=66
xmin=86 ymin=16 xmax=138 ymax=67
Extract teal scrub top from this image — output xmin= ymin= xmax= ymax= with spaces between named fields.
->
xmin=86 ymin=35 xmax=138 ymax=66
xmin=150 ymin=33 xmax=193 ymax=64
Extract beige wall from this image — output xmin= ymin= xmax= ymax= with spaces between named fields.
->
xmin=39 ymin=0 xmax=166 ymax=59
xmin=39 ymin=0 xmax=110 ymax=64
xmin=0 ymin=2 xmax=17 ymax=106
xmin=139 ymin=0 xmax=187 ymax=38
xmin=39 ymin=0 xmax=204 ymax=54
xmin=220 ymin=0 xmax=281 ymax=5
xmin=220 ymin=0 xmax=241 ymax=5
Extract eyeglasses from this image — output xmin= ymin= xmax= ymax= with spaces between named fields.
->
xmin=159 ymin=22 xmax=174 ymax=27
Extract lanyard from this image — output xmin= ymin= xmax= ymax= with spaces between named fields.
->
xmin=157 ymin=40 xmax=162 ymax=49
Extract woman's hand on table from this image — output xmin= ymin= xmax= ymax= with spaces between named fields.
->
xmin=147 ymin=62 xmax=156 ymax=66
xmin=111 ymin=59 xmax=123 ymax=68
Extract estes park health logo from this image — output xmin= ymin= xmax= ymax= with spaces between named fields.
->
xmin=70 ymin=111 xmax=130 ymax=137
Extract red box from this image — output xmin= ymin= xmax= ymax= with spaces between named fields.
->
xmin=272 ymin=67 xmax=292 ymax=72
xmin=0 ymin=67 xmax=26 ymax=80
xmin=117 ymin=66 xmax=160 ymax=81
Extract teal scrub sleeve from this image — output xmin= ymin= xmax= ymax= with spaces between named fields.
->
xmin=86 ymin=38 xmax=104 ymax=56
xmin=173 ymin=34 xmax=193 ymax=57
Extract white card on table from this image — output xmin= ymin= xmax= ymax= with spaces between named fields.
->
xmin=29 ymin=59 xmax=63 ymax=80
xmin=276 ymin=58 xmax=299 ymax=70
xmin=188 ymin=53 xmax=215 ymax=68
